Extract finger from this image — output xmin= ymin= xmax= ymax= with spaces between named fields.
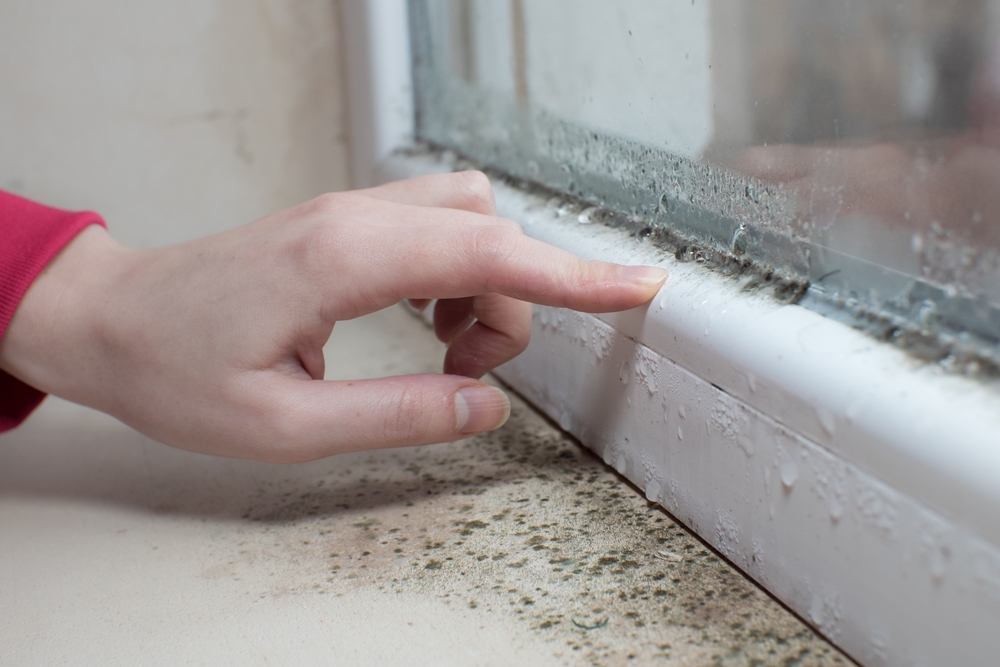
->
xmin=443 ymin=294 xmax=532 ymax=379
xmin=253 ymin=375 xmax=512 ymax=462
xmin=357 ymin=171 xmax=497 ymax=216
xmin=335 ymin=222 xmax=667 ymax=315
xmin=433 ymin=297 xmax=475 ymax=343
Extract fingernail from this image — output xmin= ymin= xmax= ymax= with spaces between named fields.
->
xmin=455 ymin=385 xmax=511 ymax=434
xmin=620 ymin=265 xmax=668 ymax=287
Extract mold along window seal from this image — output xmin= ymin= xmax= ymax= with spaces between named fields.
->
xmin=342 ymin=3 xmax=1000 ymax=665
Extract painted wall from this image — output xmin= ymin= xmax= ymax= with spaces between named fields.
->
xmin=0 ymin=0 xmax=351 ymax=249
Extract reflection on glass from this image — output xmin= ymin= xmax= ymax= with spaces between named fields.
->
xmin=410 ymin=0 xmax=1000 ymax=368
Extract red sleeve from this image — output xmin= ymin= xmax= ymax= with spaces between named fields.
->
xmin=0 ymin=190 xmax=106 ymax=433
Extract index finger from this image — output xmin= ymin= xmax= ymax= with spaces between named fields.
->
xmin=331 ymin=213 xmax=667 ymax=316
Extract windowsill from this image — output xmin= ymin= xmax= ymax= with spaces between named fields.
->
xmin=0 ymin=307 xmax=850 ymax=665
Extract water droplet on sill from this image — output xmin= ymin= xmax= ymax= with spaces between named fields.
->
xmin=619 ymin=361 xmax=630 ymax=385
xmin=780 ymin=460 xmax=799 ymax=489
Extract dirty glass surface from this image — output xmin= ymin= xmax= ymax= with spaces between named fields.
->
xmin=409 ymin=0 xmax=1000 ymax=373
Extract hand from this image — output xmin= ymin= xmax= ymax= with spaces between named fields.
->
xmin=0 ymin=172 xmax=666 ymax=462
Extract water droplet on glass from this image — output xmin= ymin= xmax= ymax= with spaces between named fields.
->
xmin=658 ymin=193 xmax=670 ymax=214
xmin=619 ymin=361 xmax=630 ymax=385
xmin=676 ymin=425 xmax=684 ymax=441
xmin=780 ymin=460 xmax=798 ymax=489
xmin=645 ymin=479 xmax=661 ymax=502
xmin=731 ymin=224 xmax=748 ymax=256
xmin=615 ymin=454 xmax=627 ymax=474
xmin=746 ymin=372 xmax=757 ymax=393
xmin=627 ymin=396 xmax=632 ymax=407
xmin=658 ymin=294 xmax=669 ymax=310
xmin=636 ymin=227 xmax=653 ymax=243
xmin=678 ymin=405 xmax=687 ymax=419
xmin=918 ymin=300 xmax=938 ymax=331
xmin=828 ymin=499 xmax=843 ymax=522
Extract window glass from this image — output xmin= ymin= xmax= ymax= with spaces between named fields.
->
xmin=410 ymin=0 xmax=1000 ymax=372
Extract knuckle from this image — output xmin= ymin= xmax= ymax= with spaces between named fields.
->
xmin=305 ymin=191 xmax=343 ymax=217
xmin=386 ymin=384 xmax=434 ymax=444
xmin=496 ymin=216 xmax=523 ymax=233
xmin=452 ymin=170 xmax=496 ymax=214
xmin=470 ymin=225 xmax=519 ymax=264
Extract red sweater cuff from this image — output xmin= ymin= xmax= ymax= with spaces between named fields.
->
xmin=0 ymin=190 xmax=106 ymax=433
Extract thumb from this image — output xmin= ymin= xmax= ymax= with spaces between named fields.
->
xmin=260 ymin=375 xmax=511 ymax=463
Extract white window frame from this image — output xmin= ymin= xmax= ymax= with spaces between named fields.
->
xmin=343 ymin=3 xmax=1000 ymax=665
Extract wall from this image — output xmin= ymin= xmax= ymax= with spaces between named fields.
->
xmin=0 ymin=0 xmax=351 ymax=249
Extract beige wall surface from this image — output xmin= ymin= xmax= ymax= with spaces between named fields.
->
xmin=0 ymin=0 xmax=350 ymax=249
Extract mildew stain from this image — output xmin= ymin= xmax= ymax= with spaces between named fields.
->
xmin=219 ymin=394 xmax=852 ymax=666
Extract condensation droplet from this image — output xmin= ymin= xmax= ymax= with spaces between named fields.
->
xmin=658 ymin=294 xmax=669 ymax=310
xmin=829 ymin=499 xmax=843 ymax=522
xmin=645 ymin=479 xmax=661 ymax=502
xmin=746 ymin=372 xmax=757 ymax=393
xmin=577 ymin=207 xmax=596 ymax=224
xmin=809 ymin=595 xmax=825 ymax=626
xmin=780 ymin=460 xmax=799 ymax=489
xmin=615 ymin=454 xmax=627 ymax=474
xmin=619 ymin=361 xmax=630 ymax=385
xmin=677 ymin=425 xmax=684 ymax=441
xmin=627 ymin=396 xmax=632 ymax=407
xmin=678 ymin=405 xmax=687 ymax=419
xmin=731 ymin=224 xmax=748 ymax=255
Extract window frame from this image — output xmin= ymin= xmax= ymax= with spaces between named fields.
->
xmin=344 ymin=3 xmax=1000 ymax=664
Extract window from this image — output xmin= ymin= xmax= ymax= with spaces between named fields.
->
xmin=410 ymin=0 xmax=1000 ymax=373
xmin=374 ymin=2 xmax=1000 ymax=664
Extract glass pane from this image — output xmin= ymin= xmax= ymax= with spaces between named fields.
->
xmin=409 ymin=0 xmax=1000 ymax=372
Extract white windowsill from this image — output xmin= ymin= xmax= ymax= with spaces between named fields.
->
xmin=380 ymin=151 xmax=1000 ymax=666
xmin=344 ymin=2 xmax=1000 ymax=662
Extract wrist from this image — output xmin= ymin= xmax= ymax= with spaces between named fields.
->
xmin=0 ymin=225 xmax=132 ymax=406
